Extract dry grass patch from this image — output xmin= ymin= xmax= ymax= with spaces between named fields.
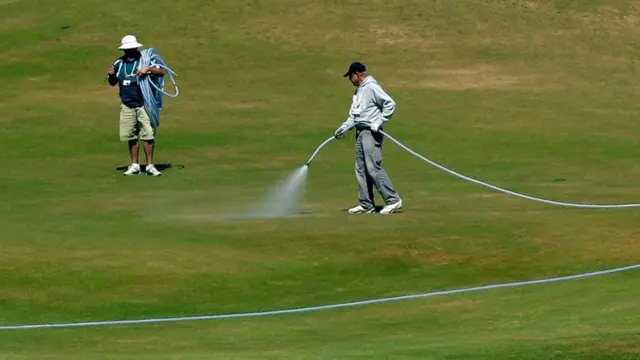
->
xmin=366 ymin=244 xmax=515 ymax=267
xmin=531 ymin=230 xmax=640 ymax=263
xmin=387 ymin=64 xmax=540 ymax=91
xmin=571 ymin=5 xmax=640 ymax=34
xmin=1 ymin=244 xmax=274 ymax=277
xmin=242 ymin=1 xmax=442 ymax=52
xmin=0 ymin=243 xmax=279 ymax=303
xmin=0 ymin=13 xmax=38 ymax=35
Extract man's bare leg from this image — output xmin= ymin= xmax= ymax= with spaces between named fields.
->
xmin=129 ymin=139 xmax=139 ymax=164
xmin=143 ymin=140 xmax=154 ymax=165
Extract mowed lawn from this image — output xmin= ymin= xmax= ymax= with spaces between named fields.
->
xmin=0 ymin=0 xmax=639 ymax=359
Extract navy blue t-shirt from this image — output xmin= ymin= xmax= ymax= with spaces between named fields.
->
xmin=109 ymin=55 xmax=144 ymax=108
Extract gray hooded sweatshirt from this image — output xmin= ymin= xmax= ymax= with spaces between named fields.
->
xmin=341 ymin=76 xmax=396 ymax=129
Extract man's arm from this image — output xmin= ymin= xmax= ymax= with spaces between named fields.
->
xmin=342 ymin=110 xmax=356 ymax=129
xmin=137 ymin=65 xmax=165 ymax=77
xmin=334 ymin=91 xmax=359 ymax=138
xmin=371 ymin=84 xmax=396 ymax=122
xmin=107 ymin=60 xmax=120 ymax=86
xmin=342 ymin=89 xmax=361 ymax=128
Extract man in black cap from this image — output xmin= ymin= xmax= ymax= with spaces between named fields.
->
xmin=335 ymin=62 xmax=403 ymax=214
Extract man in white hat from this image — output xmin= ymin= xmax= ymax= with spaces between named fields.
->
xmin=107 ymin=35 xmax=165 ymax=176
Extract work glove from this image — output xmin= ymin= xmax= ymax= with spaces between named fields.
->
xmin=334 ymin=124 xmax=350 ymax=139
xmin=370 ymin=120 xmax=384 ymax=133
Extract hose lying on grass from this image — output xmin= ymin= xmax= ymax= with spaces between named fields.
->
xmin=378 ymin=130 xmax=640 ymax=209
xmin=305 ymin=129 xmax=640 ymax=209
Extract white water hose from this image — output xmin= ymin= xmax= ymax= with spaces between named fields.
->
xmin=305 ymin=135 xmax=336 ymax=165
xmin=139 ymin=48 xmax=179 ymax=128
xmin=305 ymin=129 xmax=640 ymax=209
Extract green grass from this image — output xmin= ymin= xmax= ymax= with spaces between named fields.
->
xmin=1 ymin=0 xmax=639 ymax=358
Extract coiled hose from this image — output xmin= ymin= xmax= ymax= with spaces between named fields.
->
xmin=139 ymin=48 xmax=179 ymax=128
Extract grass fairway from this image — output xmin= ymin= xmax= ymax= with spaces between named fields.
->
xmin=1 ymin=0 xmax=639 ymax=358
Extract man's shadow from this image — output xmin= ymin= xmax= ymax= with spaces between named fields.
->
xmin=115 ymin=163 xmax=185 ymax=174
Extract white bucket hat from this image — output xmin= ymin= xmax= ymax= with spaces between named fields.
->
xmin=118 ymin=35 xmax=143 ymax=50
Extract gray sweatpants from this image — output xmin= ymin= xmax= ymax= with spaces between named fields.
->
xmin=355 ymin=129 xmax=400 ymax=209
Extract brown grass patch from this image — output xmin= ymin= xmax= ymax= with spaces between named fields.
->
xmin=531 ymin=230 xmax=640 ymax=263
xmin=0 ymin=243 xmax=277 ymax=303
xmin=0 ymin=11 xmax=36 ymax=31
xmin=571 ymin=5 xmax=640 ymax=34
xmin=387 ymin=65 xmax=539 ymax=91
xmin=1 ymin=243 xmax=271 ymax=277
xmin=365 ymin=244 xmax=514 ymax=267
xmin=242 ymin=1 xmax=441 ymax=52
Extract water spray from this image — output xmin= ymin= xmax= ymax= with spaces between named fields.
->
xmin=248 ymin=126 xmax=639 ymax=220
xmin=238 ymin=136 xmax=337 ymax=219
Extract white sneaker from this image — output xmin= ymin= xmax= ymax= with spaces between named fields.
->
xmin=380 ymin=199 xmax=403 ymax=214
xmin=348 ymin=205 xmax=375 ymax=214
xmin=123 ymin=163 xmax=140 ymax=176
xmin=145 ymin=164 xmax=162 ymax=177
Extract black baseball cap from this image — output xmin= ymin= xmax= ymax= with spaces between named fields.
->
xmin=343 ymin=61 xmax=367 ymax=77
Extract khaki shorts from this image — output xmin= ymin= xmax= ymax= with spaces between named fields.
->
xmin=119 ymin=104 xmax=155 ymax=141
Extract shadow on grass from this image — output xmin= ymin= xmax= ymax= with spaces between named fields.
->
xmin=115 ymin=163 xmax=185 ymax=174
